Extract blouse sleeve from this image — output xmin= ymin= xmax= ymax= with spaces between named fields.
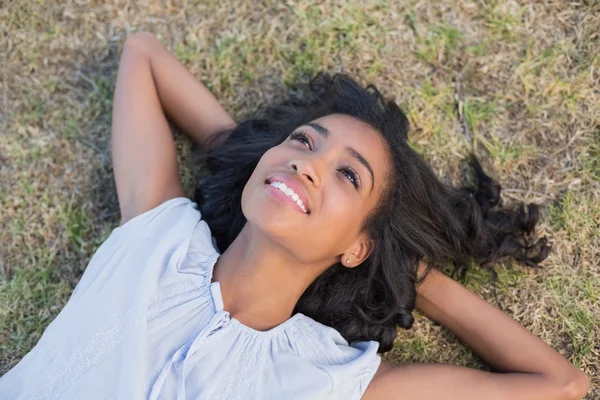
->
xmin=69 ymin=197 xmax=204 ymax=299
xmin=325 ymin=339 xmax=382 ymax=399
xmin=109 ymin=197 xmax=199 ymax=241
xmin=296 ymin=319 xmax=382 ymax=399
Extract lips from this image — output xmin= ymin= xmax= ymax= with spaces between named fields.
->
xmin=265 ymin=173 xmax=311 ymax=214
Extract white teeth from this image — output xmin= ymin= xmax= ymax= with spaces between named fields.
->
xmin=269 ymin=181 xmax=308 ymax=213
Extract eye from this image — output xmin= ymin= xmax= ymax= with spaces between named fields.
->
xmin=289 ymin=131 xmax=360 ymax=190
xmin=289 ymin=131 xmax=312 ymax=150
xmin=338 ymin=167 xmax=360 ymax=189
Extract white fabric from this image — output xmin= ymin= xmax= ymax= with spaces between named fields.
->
xmin=0 ymin=197 xmax=382 ymax=399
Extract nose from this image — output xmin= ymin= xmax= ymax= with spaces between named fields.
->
xmin=289 ymin=157 xmax=321 ymax=187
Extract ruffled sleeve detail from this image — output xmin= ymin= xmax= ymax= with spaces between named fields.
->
xmin=109 ymin=197 xmax=199 ymax=241
xmin=69 ymin=197 xmax=206 ymax=298
xmin=176 ymin=212 xmax=221 ymax=278
xmin=107 ymin=196 xmax=221 ymax=279
xmin=291 ymin=318 xmax=382 ymax=399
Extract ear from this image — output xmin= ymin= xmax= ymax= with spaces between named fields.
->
xmin=341 ymin=233 xmax=374 ymax=268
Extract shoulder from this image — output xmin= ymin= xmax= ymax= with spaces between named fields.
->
xmin=109 ymin=195 xmax=221 ymax=256
xmin=116 ymin=196 xmax=221 ymax=275
xmin=291 ymin=316 xmax=382 ymax=399
xmin=75 ymin=197 xmax=217 ymax=292
xmin=112 ymin=197 xmax=200 ymax=238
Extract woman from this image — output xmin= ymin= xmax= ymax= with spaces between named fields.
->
xmin=0 ymin=32 xmax=590 ymax=399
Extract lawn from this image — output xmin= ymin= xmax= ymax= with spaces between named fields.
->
xmin=1 ymin=0 xmax=598 ymax=396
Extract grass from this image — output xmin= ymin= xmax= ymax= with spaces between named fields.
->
xmin=415 ymin=23 xmax=464 ymax=65
xmin=0 ymin=250 xmax=73 ymax=363
xmin=1 ymin=0 xmax=599 ymax=397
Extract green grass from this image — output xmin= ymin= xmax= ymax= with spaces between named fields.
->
xmin=480 ymin=2 xmax=525 ymax=42
xmin=545 ymin=187 xmax=600 ymax=372
xmin=51 ymin=111 xmax=81 ymax=139
xmin=415 ymin=24 xmax=464 ymax=66
xmin=0 ymin=249 xmax=73 ymax=366
xmin=586 ymin=127 xmax=600 ymax=182
xmin=62 ymin=197 xmax=94 ymax=253
xmin=548 ymin=192 xmax=599 ymax=244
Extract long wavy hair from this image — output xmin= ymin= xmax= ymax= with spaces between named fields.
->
xmin=194 ymin=73 xmax=551 ymax=353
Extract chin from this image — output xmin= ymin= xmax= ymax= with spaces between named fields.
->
xmin=245 ymin=201 xmax=289 ymax=234
xmin=242 ymin=195 xmax=297 ymax=241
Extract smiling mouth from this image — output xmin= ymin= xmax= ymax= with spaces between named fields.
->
xmin=264 ymin=179 xmax=310 ymax=214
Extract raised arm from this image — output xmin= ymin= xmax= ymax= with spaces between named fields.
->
xmin=110 ymin=32 xmax=236 ymax=224
xmin=363 ymin=263 xmax=590 ymax=400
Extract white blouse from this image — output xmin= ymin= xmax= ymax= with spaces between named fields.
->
xmin=0 ymin=197 xmax=382 ymax=399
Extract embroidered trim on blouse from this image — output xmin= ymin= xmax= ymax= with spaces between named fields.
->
xmin=32 ymin=280 xmax=203 ymax=400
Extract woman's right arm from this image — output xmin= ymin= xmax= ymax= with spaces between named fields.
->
xmin=111 ymin=32 xmax=236 ymax=224
xmin=125 ymin=32 xmax=237 ymax=150
xmin=363 ymin=263 xmax=590 ymax=400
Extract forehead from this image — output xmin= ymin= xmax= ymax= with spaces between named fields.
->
xmin=309 ymin=113 xmax=390 ymax=190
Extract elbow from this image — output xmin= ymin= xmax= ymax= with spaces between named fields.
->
xmin=124 ymin=32 xmax=157 ymax=55
xmin=560 ymin=371 xmax=590 ymax=400
xmin=126 ymin=31 xmax=156 ymax=44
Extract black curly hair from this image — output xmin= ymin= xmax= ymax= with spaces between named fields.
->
xmin=194 ymin=73 xmax=551 ymax=353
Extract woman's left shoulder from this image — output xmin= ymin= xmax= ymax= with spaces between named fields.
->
xmin=290 ymin=315 xmax=382 ymax=398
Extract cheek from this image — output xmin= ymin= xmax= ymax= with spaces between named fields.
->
xmin=242 ymin=147 xmax=280 ymax=196
xmin=262 ymin=145 xmax=291 ymax=167
xmin=318 ymin=185 xmax=364 ymax=235
xmin=242 ymin=145 xmax=297 ymax=204
xmin=239 ymin=147 xmax=293 ymax=225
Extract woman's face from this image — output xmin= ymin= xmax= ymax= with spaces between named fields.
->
xmin=241 ymin=114 xmax=391 ymax=267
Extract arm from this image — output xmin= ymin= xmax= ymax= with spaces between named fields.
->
xmin=111 ymin=32 xmax=236 ymax=224
xmin=363 ymin=263 xmax=590 ymax=400
xmin=125 ymin=32 xmax=237 ymax=149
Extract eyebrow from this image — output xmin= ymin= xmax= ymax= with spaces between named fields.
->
xmin=304 ymin=122 xmax=375 ymax=193
xmin=306 ymin=122 xmax=329 ymax=137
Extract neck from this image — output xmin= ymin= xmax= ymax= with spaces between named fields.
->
xmin=211 ymin=222 xmax=324 ymax=331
